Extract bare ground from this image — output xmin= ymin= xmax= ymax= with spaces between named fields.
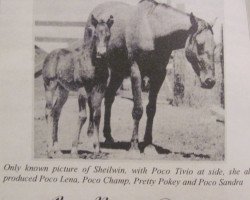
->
xmin=34 ymin=76 xmax=225 ymax=160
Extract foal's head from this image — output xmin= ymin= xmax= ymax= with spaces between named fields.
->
xmin=86 ymin=15 xmax=114 ymax=59
xmin=185 ymin=13 xmax=216 ymax=89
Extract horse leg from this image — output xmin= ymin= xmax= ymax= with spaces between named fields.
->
xmin=49 ymin=85 xmax=69 ymax=158
xmin=130 ymin=62 xmax=143 ymax=151
xmin=103 ymin=72 xmax=124 ymax=143
xmin=87 ymin=96 xmax=94 ymax=137
xmin=144 ymin=69 xmax=166 ymax=146
xmin=44 ymin=80 xmax=57 ymax=157
xmin=71 ymin=87 xmax=87 ymax=157
xmin=89 ymin=84 xmax=106 ymax=153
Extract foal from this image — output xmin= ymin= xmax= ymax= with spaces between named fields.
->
xmin=42 ymin=15 xmax=114 ymax=158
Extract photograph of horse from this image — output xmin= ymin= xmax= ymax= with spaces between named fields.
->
xmin=42 ymin=15 xmax=114 ymax=158
xmin=34 ymin=0 xmax=225 ymax=160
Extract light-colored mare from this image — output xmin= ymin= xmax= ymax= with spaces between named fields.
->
xmin=85 ymin=0 xmax=216 ymax=152
xmin=43 ymin=16 xmax=114 ymax=158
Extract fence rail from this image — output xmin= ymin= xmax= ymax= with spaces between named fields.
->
xmin=35 ymin=21 xmax=86 ymax=27
xmin=35 ymin=36 xmax=80 ymax=43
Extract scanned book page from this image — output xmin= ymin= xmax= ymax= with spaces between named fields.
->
xmin=0 ymin=0 xmax=250 ymax=199
xmin=246 ymin=0 xmax=250 ymax=34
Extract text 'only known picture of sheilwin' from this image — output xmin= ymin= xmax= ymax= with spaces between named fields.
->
xmin=34 ymin=0 xmax=225 ymax=160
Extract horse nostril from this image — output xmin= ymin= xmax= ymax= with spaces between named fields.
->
xmin=205 ymin=78 xmax=213 ymax=84
xmin=96 ymin=52 xmax=102 ymax=58
xmin=205 ymin=78 xmax=215 ymax=88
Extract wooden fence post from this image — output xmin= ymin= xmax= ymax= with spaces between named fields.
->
xmin=220 ymin=25 xmax=225 ymax=108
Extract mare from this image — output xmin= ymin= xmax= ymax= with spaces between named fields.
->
xmin=42 ymin=15 xmax=114 ymax=158
xmin=85 ymin=0 xmax=217 ymax=152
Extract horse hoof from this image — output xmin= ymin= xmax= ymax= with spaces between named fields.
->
xmin=54 ymin=150 xmax=63 ymax=158
xmin=47 ymin=150 xmax=63 ymax=159
xmin=143 ymin=144 xmax=158 ymax=156
xmin=71 ymin=147 xmax=79 ymax=158
xmin=93 ymin=148 xmax=101 ymax=154
xmin=104 ymin=137 xmax=114 ymax=144
xmin=130 ymin=140 xmax=139 ymax=151
xmin=127 ymin=148 xmax=141 ymax=159
xmin=47 ymin=150 xmax=55 ymax=159
xmin=92 ymin=142 xmax=101 ymax=154
xmin=71 ymin=153 xmax=79 ymax=159
xmin=94 ymin=150 xmax=101 ymax=155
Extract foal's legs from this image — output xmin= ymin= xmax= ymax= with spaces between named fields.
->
xmin=103 ymin=72 xmax=124 ymax=143
xmin=71 ymin=87 xmax=87 ymax=157
xmin=88 ymin=84 xmax=106 ymax=153
xmin=44 ymin=80 xmax=57 ymax=156
xmin=87 ymin=97 xmax=94 ymax=137
xmin=144 ymin=69 xmax=166 ymax=145
xmin=45 ymin=84 xmax=69 ymax=158
xmin=130 ymin=62 xmax=143 ymax=150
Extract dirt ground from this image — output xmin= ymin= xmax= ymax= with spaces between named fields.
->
xmin=34 ymin=76 xmax=225 ymax=160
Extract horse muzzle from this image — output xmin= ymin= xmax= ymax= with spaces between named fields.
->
xmin=96 ymin=52 xmax=104 ymax=59
xmin=96 ymin=46 xmax=107 ymax=58
xmin=201 ymin=78 xmax=216 ymax=89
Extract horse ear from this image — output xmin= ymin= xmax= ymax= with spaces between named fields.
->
xmin=107 ymin=15 xmax=114 ymax=29
xmin=52 ymin=196 xmax=63 ymax=200
xmin=189 ymin=12 xmax=198 ymax=34
xmin=91 ymin=14 xmax=98 ymax=27
xmin=210 ymin=17 xmax=218 ymax=28
xmin=190 ymin=12 xmax=197 ymax=25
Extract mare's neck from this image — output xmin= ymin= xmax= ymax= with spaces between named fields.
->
xmin=140 ymin=1 xmax=192 ymax=50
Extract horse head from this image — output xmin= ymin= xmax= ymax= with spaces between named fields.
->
xmin=85 ymin=15 xmax=114 ymax=60
xmin=185 ymin=13 xmax=216 ymax=89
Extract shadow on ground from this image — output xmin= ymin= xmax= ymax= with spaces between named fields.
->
xmin=59 ymin=141 xmax=210 ymax=160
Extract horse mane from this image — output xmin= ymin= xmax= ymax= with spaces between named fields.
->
xmin=139 ymin=0 xmax=188 ymax=16
xmin=139 ymin=0 xmax=213 ymax=34
xmin=139 ymin=0 xmax=160 ymax=6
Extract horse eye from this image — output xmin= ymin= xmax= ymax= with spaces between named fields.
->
xmin=197 ymin=43 xmax=204 ymax=55
xmin=106 ymin=35 xmax=111 ymax=41
xmin=87 ymin=28 xmax=92 ymax=37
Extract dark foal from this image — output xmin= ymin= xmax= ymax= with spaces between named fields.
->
xmin=43 ymin=15 xmax=114 ymax=158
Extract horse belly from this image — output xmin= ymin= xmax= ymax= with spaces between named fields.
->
xmin=136 ymin=51 xmax=168 ymax=77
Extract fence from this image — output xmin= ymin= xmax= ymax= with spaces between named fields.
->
xmin=34 ymin=20 xmax=85 ymax=52
xmin=34 ymin=3 xmax=224 ymax=109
